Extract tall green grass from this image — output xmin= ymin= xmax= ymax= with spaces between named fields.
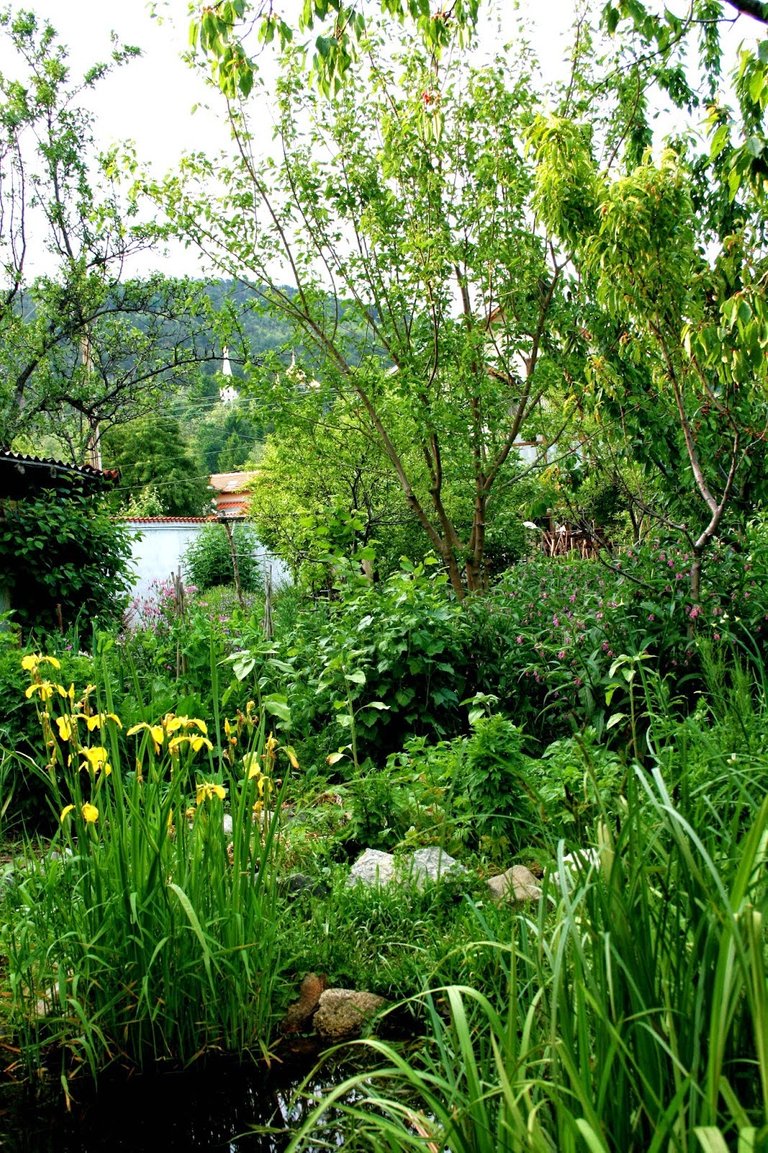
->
xmin=2 ymin=651 xmax=292 ymax=1098
xmin=284 ymin=677 xmax=768 ymax=1153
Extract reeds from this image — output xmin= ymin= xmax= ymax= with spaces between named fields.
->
xmin=285 ymin=682 xmax=768 ymax=1152
xmin=3 ymin=652 xmax=291 ymax=1096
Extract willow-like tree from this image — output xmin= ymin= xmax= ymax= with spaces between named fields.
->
xmin=153 ymin=36 xmax=577 ymax=596
xmin=529 ymin=115 xmax=768 ymax=602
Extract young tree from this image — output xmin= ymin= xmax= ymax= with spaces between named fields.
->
xmin=103 ymin=416 xmax=212 ymax=517
xmin=249 ymin=395 xmax=429 ymax=586
xmin=0 ymin=8 xmax=220 ymax=458
xmin=152 ymin=37 xmax=576 ymax=596
xmin=529 ymin=117 xmax=768 ymax=601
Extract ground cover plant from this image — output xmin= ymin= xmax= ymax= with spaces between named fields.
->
xmin=0 ymin=533 xmax=765 ymax=1153
xmin=284 ymin=703 xmax=768 ymax=1153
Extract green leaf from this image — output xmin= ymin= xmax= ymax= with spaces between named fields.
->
xmin=230 ymin=651 xmax=256 ymax=681
xmin=694 ymin=1130 xmax=731 ymax=1153
xmin=263 ymin=694 xmax=291 ymax=722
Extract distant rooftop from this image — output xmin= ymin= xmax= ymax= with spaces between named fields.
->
xmin=209 ymin=471 xmax=258 ymax=494
xmin=122 ymin=516 xmax=217 ymax=525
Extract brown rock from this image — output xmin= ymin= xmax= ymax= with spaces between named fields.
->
xmin=487 ymin=864 xmax=541 ymax=903
xmin=280 ymin=972 xmax=329 ymax=1034
xmin=313 ymin=988 xmax=387 ymax=1042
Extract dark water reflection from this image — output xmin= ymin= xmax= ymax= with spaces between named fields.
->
xmin=0 ymin=1053 xmax=348 ymax=1153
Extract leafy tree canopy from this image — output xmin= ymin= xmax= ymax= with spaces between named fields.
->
xmin=103 ymin=416 xmax=213 ymax=517
xmin=151 ymin=29 xmax=579 ymax=595
xmin=188 ymin=0 xmax=480 ymax=96
xmin=0 ymin=9 xmax=222 ymax=457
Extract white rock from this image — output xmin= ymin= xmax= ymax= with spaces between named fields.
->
xmin=402 ymin=847 xmax=466 ymax=887
xmin=347 ymin=848 xmax=396 ymax=887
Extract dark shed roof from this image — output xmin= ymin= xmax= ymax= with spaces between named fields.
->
xmin=0 ymin=448 xmax=119 ymax=499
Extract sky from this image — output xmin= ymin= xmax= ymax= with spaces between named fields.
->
xmin=4 ymin=0 xmax=583 ymax=171
xmin=0 ymin=0 xmax=582 ymax=275
xmin=1 ymin=0 xmax=764 ymax=277
xmin=3 ymin=0 xmax=226 ymax=170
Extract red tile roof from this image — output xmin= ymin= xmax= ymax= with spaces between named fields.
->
xmin=122 ymin=516 xmax=217 ymax=525
xmin=209 ymin=471 xmax=258 ymax=494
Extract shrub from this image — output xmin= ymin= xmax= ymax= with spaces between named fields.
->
xmin=378 ymin=715 xmax=544 ymax=862
xmin=230 ymin=559 xmax=471 ymax=771
xmin=0 ymin=485 xmax=133 ymax=637
xmin=182 ymin=522 xmax=262 ymax=592
xmin=465 ymin=537 xmax=768 ymax=745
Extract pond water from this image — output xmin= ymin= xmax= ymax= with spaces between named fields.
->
xmin=0 ymin=1052 xmax=349 ymax=1153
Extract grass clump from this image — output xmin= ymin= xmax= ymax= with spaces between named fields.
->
xmin=283 ymin=703 xmax=768 ymax=1153
xmin=1 ymin=652 xmax=294 ymax=1099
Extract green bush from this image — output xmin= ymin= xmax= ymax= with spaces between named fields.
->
xmin=182 ymin=523 xmax=262 ymax=592
xmin=0 ymin=485 xmax=133 ymax=636
xmin=232 ymin=559 xmax=471 ymax=770
xmin=465 ymin=537 xmax=768 ymax=745
xmin=379 ymin=716 xmax=545 ymax=861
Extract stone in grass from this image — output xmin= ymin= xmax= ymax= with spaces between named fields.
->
xmin=347 ymin=848 xmax=397 ymax=887
xmin=402 ymin=847 xmax=466 ymax=888
xmin=348 ymin=846 xmax=466 ymax=890
xmin=281 ymin=972 xmax=329 ymax=1034
xmin=486 ymin=864 xmax=541 ymax=904
xmin=314 ymin=989 xmax=387 ymax=1042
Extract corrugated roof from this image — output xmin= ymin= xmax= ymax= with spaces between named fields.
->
xmin=0 ymin=447 xmax=119 ymax=498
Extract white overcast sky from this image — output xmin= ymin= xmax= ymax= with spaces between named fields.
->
xmin=5 ymin=0 xmax=589 ymax=169
xmin=1 ymin=0 xmax=764 ymax=275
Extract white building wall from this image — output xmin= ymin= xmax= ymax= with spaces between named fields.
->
xmin=123 ymin=519 xmax=290 ymax=602
xmin=125 ymin=520 xmax=207 ymax=600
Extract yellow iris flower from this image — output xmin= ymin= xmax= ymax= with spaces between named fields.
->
xmin=21 ymin=653 xmax=61 ymax=674
xmin=128 ymin=715 xmax=208 ymax=755
xmin=127 ymin=721 xmax=165 ymax=753
xmin=79 ymin=746 xmax=112 ymax=776
xmin=59 ymin=802 xmax=99 ymax=824
xmin=243 ymin=752 xmax=261 ymax=780
xmin=56 ymin=715 xmax=74 ymax=742
xmin=195 ymin=782 xmax=227 ymax=805
xmin=84 ymin=712 xmax=122 ymax=731
xmin=168 ymin=734 xmax=213 ymax=754
xmin=25 ymin=681 xmax=54 ymax=701
xmin=164 ymin=715 xmax=208 ymax=736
